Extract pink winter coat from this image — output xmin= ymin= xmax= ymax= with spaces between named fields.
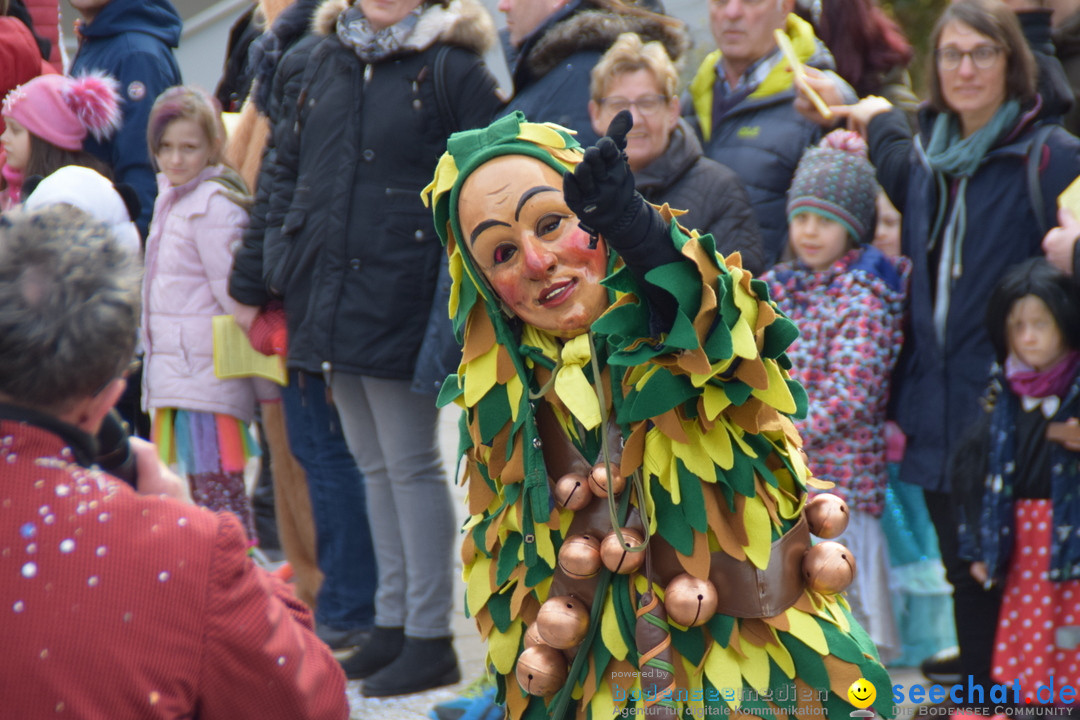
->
xmin=142 ymin=165 xmax=257 ymax=422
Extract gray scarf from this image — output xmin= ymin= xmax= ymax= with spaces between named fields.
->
xmin=337 ymin=4 xmax=424 ymax=63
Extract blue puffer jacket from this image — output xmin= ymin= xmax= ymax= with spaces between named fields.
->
xmin=957 ymin=368 xmax=1080 ymax=584
xmin=869 ymin=102 xmax=1080 ymax=494
xmin=685 ymin=14 xmax=852 ymax=268
xmin=70 ymin=0 xmax=182 ymax=238
xmin=501 ymin=0 xmax=687 ymax=146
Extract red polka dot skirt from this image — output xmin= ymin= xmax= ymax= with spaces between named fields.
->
xmin=992 ymin=499 xmax=1080 ymax=700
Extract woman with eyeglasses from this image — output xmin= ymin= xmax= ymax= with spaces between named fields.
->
xmin=587 ymin=32 xmax=766 ymax=275
xmin=833 ymin=0 xmax=1080 ymax=705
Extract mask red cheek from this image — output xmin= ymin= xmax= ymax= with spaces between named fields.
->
xmin=560 ymin=226 xmax=608 ymax=276
xmin=490 ymin=273 xmax=530 ymax=311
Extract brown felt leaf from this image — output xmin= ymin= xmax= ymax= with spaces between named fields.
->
xmin=740 ymin=618 xmax=776 ymax=648
xmin=705 ymin=484 xmax=746 ymax=561
xmin=735 ymin=357 xmax=770 ymax=390
xmin=502 ymin=433 xmax=525 ymax=485
xmin=653 ymin=409 xmax=690 ymax=445
xmin=677 ymin=529 xmax=712 ymax=580
xmin=823 ymin=654 xmax=863 ymax=700
xmin=462 ymin=310 xmax=495 ymax=364
xmin=469 ymin=468 xmax=496 ymax=516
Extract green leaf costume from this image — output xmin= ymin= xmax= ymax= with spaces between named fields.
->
xmin=422 ymin=112 xmax=893 ymax=720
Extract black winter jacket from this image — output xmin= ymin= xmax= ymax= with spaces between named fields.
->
xmin=234 ymin=0 xmax=503 ymax=381
xmin=634 ymin=119 xmax=765 ymax=276
xmin=870 ymin=103 xmax=1080 ymax=493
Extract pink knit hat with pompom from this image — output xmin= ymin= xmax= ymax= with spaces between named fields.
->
xmin=2 ymin=73 xmax=121 ymax=151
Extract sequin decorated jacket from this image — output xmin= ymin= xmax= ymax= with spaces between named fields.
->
xmin=0 ymin=407 xmax=349 ymax=719
xmin=762 ymin=247 xmax=910 ymax=517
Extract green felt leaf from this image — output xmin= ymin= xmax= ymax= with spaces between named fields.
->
xmin=821 ymin=621 xmax=865 ymax=664
xmin=624 ymin=370 xmax=697 ymax=423
xmin=436 ymin=375 xmax=463 ymax=408
xmin=670 ymin=625 xmax=706 ymax=666
xmin=706 ymin=612 xmax=734 ymax=649
xmin=524 ymin=557 xmax=553 ymax=587
xmin=488 ymin=589 xmax=513 ymax=632
xmin=761 ymin=316 xmax=800 ymax=359
xmin=643 ymin=262 xmax=703 ymax=320
xmin=677 ymin=461 xmax=708 ymax=533
xmin=787 ymin=379 xmax=808 ymax=420
xmin=611 ymin=575 xmax=639 ymax=664
xmin=651 ymin=482 xmax=694 ymax=555
xmin=497 ymin=534 xmax=523 ymax=586
xmin=776 ymin=631 xmax=830 ymax=691
xmin=477 ymin=389 xmax=512 ymax=444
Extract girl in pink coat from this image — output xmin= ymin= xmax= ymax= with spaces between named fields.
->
xmin=142 ymin=86 xmax=259 ymax=536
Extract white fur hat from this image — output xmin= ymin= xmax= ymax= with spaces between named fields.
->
xmin=23 ymin=166 xmax=141 ymax=256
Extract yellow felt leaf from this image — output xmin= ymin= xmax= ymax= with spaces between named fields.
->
xmin=751 ymin=359 xmax=798 ymax=414
xmin=730 ymin=316 xmax=757 ymax=360
xmin=464 ymin=344 xmax=499 ymax=407
xmin=739 ymin=639 xmax=771 ymax=693
xmin=731 ymin=274 xmax=759 ymax=330
xmin=743 ymin=497 xmax=772 ymax=569
xmin=703 ymin=383 xmax=732 ymax=420
xmin=683 ymin=655 xmax=706 ymax=717
xmin=600 ymin=588 xmax=629 ymax=661
xmin=507 ymin=375 xmax=523 ymax=423
xmin=671 ymin=424 xmax=716 ymax=483
xmin=447 ymin=247 xmax=463 ymax=319
xmin=765 ymin=636 xmax=796 ymax=679
xmin=520 ymin=122 xmax=570 ymax=149
xmin=488 ymin=622 xmax=523 ymax=674
xmin=784 ymin=607 xmax=829 ymax=655
xmin=701 ymin=423 xmax=734 ymax=470
xmin=466 ymin=555 xmax=494 ymax=617
xmin=703 ymin=644 xmax=743 ymax=710
xmin=535 ymin=526 xmax=556 ymax=568
xmin=643 ymin=429 xmax=673 ymax=484
xmin=721 ymin=417 xmax=757 ymax=458
xmin=668 ymin=451 xmax=681 ymax=504
xmin=587 ymin=670 xmax=616 ymax=716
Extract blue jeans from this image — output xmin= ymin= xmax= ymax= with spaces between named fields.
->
xmin=280 ymin=369 xmax=376 ymax=631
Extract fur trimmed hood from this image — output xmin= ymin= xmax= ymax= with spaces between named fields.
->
xmin=523 ymin=6 xmax=688 ymax=81
xmin=313 ymin=0 xmax=497 ymax=56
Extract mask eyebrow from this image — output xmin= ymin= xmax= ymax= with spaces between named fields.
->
xmin=470 ymin=219 xmax=511 ymax=245
xmin=516 ymin=186 xmax=559 ymax=221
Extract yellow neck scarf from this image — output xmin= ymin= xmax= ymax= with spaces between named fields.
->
xmin=521 ymin=327 xmax=602 ymax=430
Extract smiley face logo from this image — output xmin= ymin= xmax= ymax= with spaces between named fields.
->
xmin=848 ymin=678 xmax=876 ymax=709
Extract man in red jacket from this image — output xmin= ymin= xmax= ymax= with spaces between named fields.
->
xmin=0 ymin=205 xmax=349 ymax=719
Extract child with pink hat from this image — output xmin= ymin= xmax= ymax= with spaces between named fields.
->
xmin=1 ymin=72 xmax=121 ymax=209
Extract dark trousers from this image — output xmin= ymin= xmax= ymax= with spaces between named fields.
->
xmin=925 ymin=488 xmax=1002 ymax=706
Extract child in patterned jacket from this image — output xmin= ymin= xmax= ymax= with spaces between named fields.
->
xmin=763 ymin=129 xmax=911 ymax=664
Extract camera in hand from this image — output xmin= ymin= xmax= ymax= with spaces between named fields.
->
xmin=96 ymin=409 xmax=137 ymax=487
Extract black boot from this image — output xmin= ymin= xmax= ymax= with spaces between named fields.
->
xmin=361 ymin=636 xmax=460 ymax=697
xmin=339 ymin=626 xmax=404 ymax=680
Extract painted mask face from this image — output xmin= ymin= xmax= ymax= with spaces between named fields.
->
xmin=1007 ymin=294 xmax=1068 ymax=372
xmin=457 ymin=155 xmax=610 ymax=337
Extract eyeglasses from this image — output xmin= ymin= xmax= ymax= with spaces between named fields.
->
xmin=935 ymin=44 xmax=1004 ymax=70
xmin=598 ymin=95 xmax=670 ymax=117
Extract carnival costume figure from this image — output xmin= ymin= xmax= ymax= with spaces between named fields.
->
xmin=422 ymin=111 xmax=892 ymax=720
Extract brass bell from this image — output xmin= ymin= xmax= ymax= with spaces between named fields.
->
xmin=535 ymin=595 xmax=590 ymax=649
xmin=558 ymin=534 xmax=602 ymax=580
xmin=553 ymin=473 xmax=593 ymax=511
xmin=516 ymin=644 xmax=567 ymax=697
xmin=802 ymin=541 xmax=856 ymax=595
xmin=523 ymin=622 xmax=544 ymax=650
xmin=663 ymin=573 xmax=719 ymax=627
xmin=600 ymin=528 xmax=645 ymax=574
xmin=804 ymin=493 xmax=850 ymax=539
xmin=587 ymin=463 xmax=626 ymax=497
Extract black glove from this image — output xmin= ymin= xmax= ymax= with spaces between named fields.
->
xmin=563 ymin=110 xmax=646 ymax=250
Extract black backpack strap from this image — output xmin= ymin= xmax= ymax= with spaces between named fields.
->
xmin=433 ymin=45 xmax=458 ymax=134
xmin=1027 ymin=123 xmax=1057 ymax=236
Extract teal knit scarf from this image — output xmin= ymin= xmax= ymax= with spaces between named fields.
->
xmin=923 ymin=100 xmax=1020 ymax=347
